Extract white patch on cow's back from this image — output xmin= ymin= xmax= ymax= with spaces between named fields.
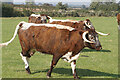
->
xmin=20 ymin=22 xmax=75 ymax=31
xmin=49 ymin=19 xmax=79 ymax=23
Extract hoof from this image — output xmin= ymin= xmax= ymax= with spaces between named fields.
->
xmin=47 ymin=76 xmax=51 ymax=78
xmin=47 ymin=71 xmax=51 ymax=78
xmin=74 ymin=76 xmax=80 ymax=79
xmin=46 ymin=74 xmax=51 ymax=78
xmin=26 ymin=66 xmax=31 ymax=74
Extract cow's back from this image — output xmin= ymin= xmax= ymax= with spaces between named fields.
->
xmin=50 ymin=21 xmax=85 ymax=30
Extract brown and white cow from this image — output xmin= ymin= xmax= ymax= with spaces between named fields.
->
xmin=117 ymin=13 xmax=120 ymax=30
xmin=28 ymin=14 xmax=50 ymax=23
xmin=48 ymin=16 xmax=109 ymax=36
xmin=0 ymin=21 xmax=102 ymax=79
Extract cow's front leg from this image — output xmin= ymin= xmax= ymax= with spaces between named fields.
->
xmin=20 ymin=53 xmax=31 ymax=74
xmin=47 ymin=55 xmax=61 ymax=78
xmin=71 ymin=60 xmax=80 ymax=79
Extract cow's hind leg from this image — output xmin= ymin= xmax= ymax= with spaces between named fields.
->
xmin=47 ymin=54 xmax=61 ymax=78
xmin=20 ymin=52 xmax=31 ymax=74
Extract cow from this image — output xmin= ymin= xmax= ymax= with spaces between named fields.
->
xmin=0 ymin=21 xmax=102 ymax=79
xmin=28 ymin=14 xmax=50 ymax=23
xmin=117 ymin=13 xmax=120 ymax=30
xmin=48 ymin=16 xmax=109 ymax=36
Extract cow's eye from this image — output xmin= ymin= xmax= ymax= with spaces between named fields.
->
xmin=91 ymin=36 xmax=94 ymax=39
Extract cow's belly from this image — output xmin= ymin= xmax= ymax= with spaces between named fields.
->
xmin=61 ymin=52 xmax=80 ymax=63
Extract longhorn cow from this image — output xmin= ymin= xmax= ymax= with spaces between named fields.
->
xmin=0 ymin=21 xmax=102 ymax=79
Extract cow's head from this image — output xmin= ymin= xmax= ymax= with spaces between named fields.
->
xmin=83 ymin=19 xmax=109 ymax=36
xmin=40 ymin=14 xmax=50 ymax=23
xmin=40 ymin=16 xmax=47 ymax=23
xmin=35 ymin=17 xmax=42 ymax=23
xmin=82 ymin=29 xmax=102 ymax=51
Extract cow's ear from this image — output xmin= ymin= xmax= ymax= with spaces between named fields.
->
xmin=47 ymin=16 xmax=50 ymax=19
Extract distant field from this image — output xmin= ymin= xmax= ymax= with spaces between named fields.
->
xmin=2 ymin=17 xmax=118 ymax=78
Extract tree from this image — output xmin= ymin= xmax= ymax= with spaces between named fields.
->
xmin=56 ymin=2 xmax=68 ymax=10
xmin=81 ymin=5 xmax=86 ymax=9
xmin=71 ymin=12 xmax=79 ymax=17
xmin=90 ymin=2 xmax=100 ymax=10
xmin=43 ymin=3 xmax=53 ymax=6
xmin=25 ymin=0 xmax=35 ymax=5
xmin=23 ymin=9 xmax=34 ymax=16
xmin=2 ymin=3 xmax=14 ymax=17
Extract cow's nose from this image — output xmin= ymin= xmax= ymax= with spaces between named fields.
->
xmin=95 ymin=46 xmax=102 ymax=51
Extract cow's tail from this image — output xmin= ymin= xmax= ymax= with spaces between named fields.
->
xmin=0 ymin=21 xmax=25 ymax=47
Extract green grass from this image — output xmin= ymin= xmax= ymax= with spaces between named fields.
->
xmin=1 ymin=17 xmax=118 ymax=78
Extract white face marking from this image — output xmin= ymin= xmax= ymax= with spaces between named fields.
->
xmin=20 ymin=53 xmax=29 ymax=69
xmin=62 ymin=52 xmax=80 ymax=63
xmin=20 ymin=22 xmax=75 ymax=31
xmin=30 ymin=14 xmax=41 ymax=18
xmin=41 ymin=16 xmax=47 ymax=20
xmin=71 ymin=61 xmax=76 ymax=74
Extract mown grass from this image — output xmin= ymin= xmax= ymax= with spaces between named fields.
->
xmin=1 ymin=17 xmax=119 ymax=78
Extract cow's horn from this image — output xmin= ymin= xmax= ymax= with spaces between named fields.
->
xmin=96 ymin=31 xmax=109 ymax=36
xmin=82 ymin=31 xmax=95 ymax=43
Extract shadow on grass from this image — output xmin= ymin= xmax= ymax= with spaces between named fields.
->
xmin=32 ymin=68 xmax=119 ymax=78
xmin=82 ymin=49 xmax=111 ymax=53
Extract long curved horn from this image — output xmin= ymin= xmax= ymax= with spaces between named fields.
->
xmin=96 ymin=31 xmax=109 ymax=36
xmin=82 ymin=31 xmax=95 ymax=43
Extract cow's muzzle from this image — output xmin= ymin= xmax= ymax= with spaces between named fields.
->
xmin=95 ymin=45 xmax=102 ymax=51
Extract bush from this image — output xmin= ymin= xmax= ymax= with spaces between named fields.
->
xmin=13 ymin=10 xmax=24 ymax=17
xmin=2 ymin=4 xmax=14 ymax=17
xmin=23 ymin=9 xmax=34 ymax=17
xmin=2 ymin=3 xmax=24 ymax=17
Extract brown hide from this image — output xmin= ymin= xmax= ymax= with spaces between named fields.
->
xmin=117 ymin=13 xmax=120 ymax=25
xmin=18 ymin=25 xmax=84 ymax=57
xmin=50 ymin=19 xmax=95 ymax=31
xmin=50 ymin=21 xmax=85 ymax=30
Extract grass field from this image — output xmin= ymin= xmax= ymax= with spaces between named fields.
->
xmin=1 ymin=17 xmax=119 ymax=78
